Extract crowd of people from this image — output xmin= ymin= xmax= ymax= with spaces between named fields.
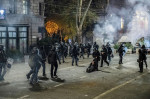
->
xmin=0 ymin=42 xmax=148 ymax=85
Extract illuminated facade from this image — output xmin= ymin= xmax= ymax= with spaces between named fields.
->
xmin=0 ymin=0 xmax=45 ymax=53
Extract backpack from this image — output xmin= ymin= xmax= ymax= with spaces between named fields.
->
xmin=28 ymin=54 xmax=35 ymax=68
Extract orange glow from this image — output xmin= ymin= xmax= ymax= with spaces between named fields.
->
xmin=64 ymin=36 xmax=69 ymax=42
xmin=45 ymin=21 xmax=59 ymax=36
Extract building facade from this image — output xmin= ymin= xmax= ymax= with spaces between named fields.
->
xmin=0 ymin=0 xmax=45 ymax=53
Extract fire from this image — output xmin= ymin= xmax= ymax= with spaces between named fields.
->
xmin=45 ymin=21 xmax=59 ymax=36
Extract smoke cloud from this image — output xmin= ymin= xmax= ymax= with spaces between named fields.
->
xmin=93 ymin=0 xmax=150 ymax=47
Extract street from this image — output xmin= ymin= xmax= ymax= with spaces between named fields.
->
xmin=0 ymin=54 xmax=150 ymax=99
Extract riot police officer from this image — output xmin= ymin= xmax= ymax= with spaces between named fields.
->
xmin=118 ymin=43 xmax=125 ymax=64
xmin=101 ymin=45 xmax=109 ymax=67
xmin=141 ymin=45 xmax=148 ymax=68
xmin=59 ymin=42 xmax=65 ymax=63
xmin=80 ymin=43 xmax=85 ymax=59
xmin=71 ymin=45 xmax=79 ymax=66
xmin=27 ymin=47 xmax=42 ymax=85
xmin=64 ymin=43 xmax=68 ymax=58
xmin=138 ymin=45 xmax=147 ymax=73
xmin=0 ymin=45 xmax=7 ymax=81
xmin=93 ymin=42 xmax=99 ymax=51
xmin=106 ymin=43 xmax=113 ymax=62
xmin=86 ymin=43 xmax=91 ymax=58
xmin=92 ymin=48 xmax=100 ymax=70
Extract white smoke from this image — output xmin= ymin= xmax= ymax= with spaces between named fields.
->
xmin=93 ymin=0 xmax=150 ymax=47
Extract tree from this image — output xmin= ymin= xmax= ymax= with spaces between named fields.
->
xmin=44 ymin=0 xmax=108 ymax=43
xmin=76 ymin=0 xmax=93 ymax=43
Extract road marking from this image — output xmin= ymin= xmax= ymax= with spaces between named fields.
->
xmin=17 ymin=95 xmax=29 ymax=99
xmin=54 ymin=83 xmax=64 ymax=88
xmin=80 ymin=76 xmax=87 ymax=79
xmin=93 ymin=72 xmax=149 ymax=99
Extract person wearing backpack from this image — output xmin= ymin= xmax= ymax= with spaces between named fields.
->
xmin=26 ymin=47 xmax=42 ymax=85
xmin=0 ymin=45 xmax=7 ymax=81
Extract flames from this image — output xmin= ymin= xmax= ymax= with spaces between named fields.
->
xmin=45 ymin=21 xmax=59 ymax=36
xmin=45 ymin=21 xmax=69 ymax=41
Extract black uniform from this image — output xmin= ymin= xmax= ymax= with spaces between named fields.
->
xmin=101 ymin=45 xmax=109 ymax=67
xmin=87 ymin=43 xmax=91 ymax=58
xmin=64 ymin=43 xmax=68 ymax=58
xmin=0 ymin=46 xmax=7 ymax=81
xmin=138 ymin=48 xmax=145 ymax=73
xmin=69 ymin=43 xmax=73 ymax=57
xmin=60 ymin=43 xmax=65 ymax=63
xmin=71 ymin=46 xmax=79 ymax=66
xmin=80 ymin=44 xmax=85 ymax=59
xmin=48 ymin=47 xmax=59 ymax=78
xmin=141 ymin=45 xmax=148 ymax=68
xmin=92 ymin=49 xmax=100 ymax=70
xmin=118 ymin=44 xmax=125 ymax=64
xmin=106 ymin=45 xmax=112 ymax=62
xmin=93 ymin=42 xmax=99 ymax=51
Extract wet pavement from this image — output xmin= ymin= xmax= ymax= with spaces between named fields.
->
xmin=0 ymin=54 xmax=150 ymax=99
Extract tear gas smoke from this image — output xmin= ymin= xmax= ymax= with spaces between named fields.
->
xmin=93 ymin=0 xmax=150 ymax=47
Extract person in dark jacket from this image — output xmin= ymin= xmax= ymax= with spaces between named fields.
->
xmin=92 ymin=48 xmax=100 ymax=70
xmin=138 ymin=45 xmax=147 ymax=73
xmin=71 ymin=45 xmax=79 ymax=66
xmin=87 ymin=43 xmax=91 ymax=58
xmin=59 ymin=42 xmax=65 ymax=63
xmin=117 ymin=43 xmax=125 ymax=64
xmin=93 ymin=42 xmax=99 ymax=52
xmin=80 ymin=43 xmax=85 ymax=59
xmin=141 ymin=45 xmax=148 ymax=68
xmin=101 ymin=45 xmax=109 ymax=67
xmin=64 ymin=43 xmax=68 ymax=58
xmin=48 ymin=46 xmax=59 ymax=78
xmin=106 ymin=43 xmax=113 ymax=62
xmin=0 ymin=45 xmax=7 ymax=81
